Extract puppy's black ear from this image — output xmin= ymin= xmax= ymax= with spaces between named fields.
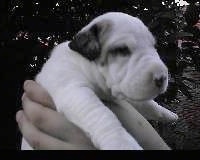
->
xmin=68 ymin=24 xmax=101 ymax=61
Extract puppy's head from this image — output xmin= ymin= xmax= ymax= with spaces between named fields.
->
xmin=69 ymin=12 xmax=168 ymax=101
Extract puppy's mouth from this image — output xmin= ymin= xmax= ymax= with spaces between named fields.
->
xmin=113 ymin=90 xmax=156 ymax=102
xmin=124 ymin=88 xmax=166 ymax=102
xmin=126 ymin=95 xmax=157 ymax=102
xmin=111 ymin=81 xmax=168 ymax=102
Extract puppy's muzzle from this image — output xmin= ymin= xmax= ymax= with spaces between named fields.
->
xmin=154 ymin=75 xmax=167 ymax=88
xmin=149 ymin=62 xmax=168 ymax=93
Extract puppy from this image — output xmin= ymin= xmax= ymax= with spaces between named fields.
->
xmin=22 ymin=12 xmax=178 ymax=150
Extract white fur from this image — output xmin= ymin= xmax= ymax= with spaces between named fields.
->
xmin=21 ymin=12 xmax=178 ymax=150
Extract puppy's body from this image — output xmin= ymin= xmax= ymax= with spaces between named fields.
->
xmin=21 ymin=12 xmax=178 ymax=150
xmin=35 ymin=41 xmax=142 ymax=149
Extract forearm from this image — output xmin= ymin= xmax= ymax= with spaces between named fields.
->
xmin=108 ymin=100 xmax=170 ymax=150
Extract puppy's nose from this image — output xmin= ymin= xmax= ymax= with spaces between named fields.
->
xmin=154 ymin=76 xmax=166 ymax=88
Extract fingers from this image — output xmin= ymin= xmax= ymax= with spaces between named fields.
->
xmin=21 ymin=80 xmax=95 ymax=149
xmin=22 ymin=94 xmax=94 ymax=146
xmin=16 ymin=110 xmax=94 ymax=150
xmin=23 ymin=80 xmax=56 ymax=109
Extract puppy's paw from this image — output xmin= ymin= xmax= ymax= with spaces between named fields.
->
xmin=159 ymin=108 xmax=178 ymax=123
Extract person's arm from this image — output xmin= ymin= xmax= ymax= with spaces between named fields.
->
xmin=17 ymin=80 xmax=170 ymax=150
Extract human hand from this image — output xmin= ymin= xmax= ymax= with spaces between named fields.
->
xmin=16 ymin=80 xmax=95 ymax=150
xmin=16 ymin=80 xmax=170 ymax=150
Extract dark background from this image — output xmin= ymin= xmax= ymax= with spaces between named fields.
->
xmin=0 ymin=0 xmax=200 ymax=149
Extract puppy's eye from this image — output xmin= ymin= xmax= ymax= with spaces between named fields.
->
xmin=109 ymin=45 xmax=131 ymax=56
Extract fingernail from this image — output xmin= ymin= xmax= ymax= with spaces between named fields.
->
xmin=16 ymin=111 xmax=23 ymax=123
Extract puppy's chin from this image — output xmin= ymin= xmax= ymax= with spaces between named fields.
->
xmin=114 ymin=92 xmax=156 ymax=102
xmin=118 ymin=85 xmax=167 ymax=102
xmin=111 ymin=86 xmax=155 ymax=102
xmin=126 ymin=94 xmax=157 ymax=102
xmin=130 ymin=88 xmax=168 ymax=102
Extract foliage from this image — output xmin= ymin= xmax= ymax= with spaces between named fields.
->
xmin=1 ymin=1 xmax=199 ymax=103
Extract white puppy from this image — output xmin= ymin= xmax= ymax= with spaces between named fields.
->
xmin=21 ymin=12 xmax=178 ymax=150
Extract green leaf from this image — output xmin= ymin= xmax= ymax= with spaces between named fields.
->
xmin=176 ymin=32 xmax=194 ymax=38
